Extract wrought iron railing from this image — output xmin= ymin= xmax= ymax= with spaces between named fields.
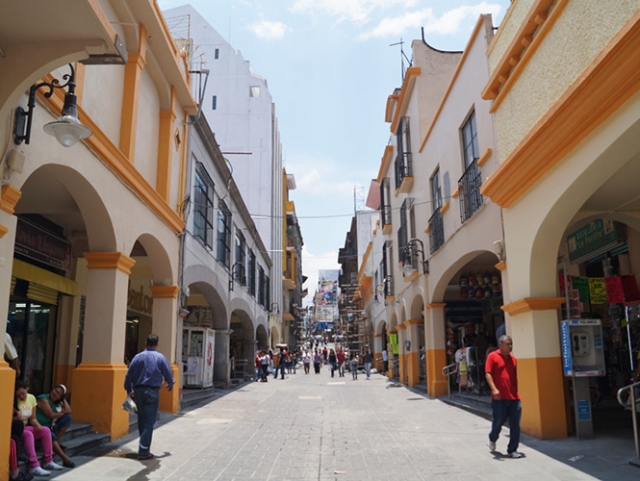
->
xmin=394 ymin=151 xmax=413 ymax=189
xmin=459 ymin=159 xmax=483 ymax=223
xmin=428 ymin=209 xmax=444 ymax=253
xmin=381 ymin=204 xmax=392 ymax=229
xmin=384 ymin=275 xmax=394 ymax=298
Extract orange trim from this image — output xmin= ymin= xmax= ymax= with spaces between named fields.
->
xmin=396 ymin=176 xmax=414 ymax=195
xmin=84 ymin=252 xmax=136 ymax=275
xmin=74 ymin=62 xmax=86 ymax=105
xmin=428 ymin=303 xmax=446 ymax=309
xmin=423 ymin=225 xmax=430 ymax=234
xmin=41 ymin=83 xmax=185 ymax=233
xmin=157 ymin=108 xmax=176 ymax=201
xmin=495 ymin=260 xmax=507 ymax=272
xmin=0 ymin=362 xmax=16 ymax=475
xmin=382 ymin=224 xmax=392 ymax=235
xmin=385 ymin=94 xmax=399 ymax=123
xmin=53 ymin=364 xmax=75 ymax=394
xmin=439 ymin=201 xmax=450 ymax=215
xmin=390 ymin=67 xmax=421 ymax=134
xmin=483 ymin=0 xmax=568 ymax=112
xmin=0 ymin=224 xmax=8 ymax=238
xmin=403 ymin=271 xmax=418 ymax=283
xmin=0 ymin=185 xmax=22 ymax=214
xmin=418 ymin=16 xmax=485 ymax=153
xmin=396 ymin=323 xmax=407 ymax=330
xmin=376 ymin=145 xmax=394 ymax=184
xmin=476 ymin=147 xmax=492 ymax=167
xmin=357 ymin=242 xmax=372 ymax=281
xmin=451 ymin=186 xmax=460 ymax=199
xmin=159 ymin=364 xmax=180 ymax=413
xmin=481 ymin=7 xmax=640 ymax=207
xmin=501 ymin=297 xmax=564 ymax=316
xmin=519 ymin=357 xmax=568 ymax=438
xmin=405 ymin=319 xmax=423 ymax=326
xmin=150 ymin=285 xmax=179 ymax=298
xmin=119 ymin=24 xmax=148 ymax=161
xmin=426 ymin=348 xmax=448 ymax=397
xmin=177 ymin=111 xmax=189 ymax=218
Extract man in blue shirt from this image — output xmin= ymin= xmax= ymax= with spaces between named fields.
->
xmin=124 ymin=334 xmax=174 ymax=460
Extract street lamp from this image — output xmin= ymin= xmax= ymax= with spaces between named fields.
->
xmin=14 ymin=63 xmax=91 ymax=147
xmin=402 ymin=239 xmax=429 ymax=277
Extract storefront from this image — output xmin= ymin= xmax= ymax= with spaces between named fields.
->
xmin=7 ymin=217 xmax=77 ymax=395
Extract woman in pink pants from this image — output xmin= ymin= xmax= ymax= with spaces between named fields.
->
xmin=14 ymin=381 xmax=63 ymax=476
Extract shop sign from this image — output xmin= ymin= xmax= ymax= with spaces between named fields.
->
xmin=567 ymin=219 xmax=621 ymax=263
xmin=560 ymin=321 xmax=573 ymax=376
xmin=128 ymin=281 xmax=153 ymax=315
xmin=14 ymin=218 xmax=72 ymax=272
xmin=577 ymin=400 xmax=591 ymax=420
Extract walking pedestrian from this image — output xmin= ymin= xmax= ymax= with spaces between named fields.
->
xmin=313 ymin=349 xmax=322 ymax=374
xmin=328 ymin=349 xmax=337 ymax=377
xmin=302 ymin=349 xmax=311 ymax=374
xmin=350 ymin=352 xmax=359 ymax=380
xmin=336 ymin=348 xmax=345 ymax=377
xmin=274 ymin=347 xmax=286 ymax=379
xmin=485 ymin=334 xmax=523 ymax=458
xmin=124 ymin=334 xmax=175 ymax=461
xmin=382 ymin=348 xmax=389 ymax=375
xmin=259 ymin=350 xmax=270 ymax=381
xmin=363 ymin=348 xmax=373 ymax=380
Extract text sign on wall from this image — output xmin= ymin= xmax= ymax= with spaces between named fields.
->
xmin=567 ymin=219 xmax=620 ymax=263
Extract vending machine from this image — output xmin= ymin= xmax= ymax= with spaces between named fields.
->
xmin=182 ymin=327 xmax=215 ymax=388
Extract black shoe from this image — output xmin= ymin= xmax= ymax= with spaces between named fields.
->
xmin=63 ymin=459 xmax=76 ymax=468
xmin=138 ymin=452 xmax=155 ymax=461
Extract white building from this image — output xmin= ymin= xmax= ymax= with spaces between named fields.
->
xmin=164 ymin=4 xmax=284 ymax=335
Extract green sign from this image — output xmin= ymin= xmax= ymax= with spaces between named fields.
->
xmin=567 ymin=219 xmax=620 ymax=263
xmin=389 ymin=333 xmax=399 ymax=355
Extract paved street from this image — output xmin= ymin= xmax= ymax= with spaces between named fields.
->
xmin=48 ymin=367 xmax=639 ymax=481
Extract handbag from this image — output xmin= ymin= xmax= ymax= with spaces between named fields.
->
xmin=122 ymin=395 xmax=137 ymax=414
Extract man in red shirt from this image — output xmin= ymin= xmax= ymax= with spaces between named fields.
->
xmin=485 ymin=334 xmax=523 ymax=458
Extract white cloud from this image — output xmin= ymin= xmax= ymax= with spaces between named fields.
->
xmin=291 ymin=0 xmax=418 ymax=25
xmin=359 ymin=2 xmax=503 ymax=40
xmin=248 ymin=20 xmax=289 ymax=39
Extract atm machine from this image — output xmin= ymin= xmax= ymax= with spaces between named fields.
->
xmin=182 ymin=327 xmax=215 ymax=388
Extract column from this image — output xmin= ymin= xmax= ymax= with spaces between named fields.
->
xmin=373 ymin=334 xmax=383 ymax=372
xmin=396 ymin=323 xmax=407 ymax=383
xmin=73 ymin=252 xmax=134 ymax=440
xmin=405 ymin=320 xmax=422 ymax=388
xmin=0 ymin=192 xmax=18 ymax=476
xmin=150 ymin=285 xmax=180 ymax=413
xmin=213 ymin=329 xmax=231 ymax=388
xmin=426 ymin=303 xmax=448 ymax=397
xmin=503 ymin=297 xmax=568 ymax=438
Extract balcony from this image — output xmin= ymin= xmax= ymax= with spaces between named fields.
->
xmin=428 ymin=209 xmax=444 ymax=254
xmin=383 ymin=275 xmax=394 ymax=300
xmin=459 ymin=159 xmax=483 ymax=223
xmin=394 ymin=151 xmax=413 ymax=193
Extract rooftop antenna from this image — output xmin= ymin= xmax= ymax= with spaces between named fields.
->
xmin=390 ymin=38 xmax=413 ymax=82
xmin=354 ymin=185 xmax=365 ymax=213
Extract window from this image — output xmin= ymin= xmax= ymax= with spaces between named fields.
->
xmin=398 ymin=198 xmax=413 ymax=264
xmin=234 ymin=231 xmax=246 ymax=285
xmin=212 ymin=95 xmax=217 ymax=110
xmin=250 ymin=86 xmax=260 ymax=97
xmin=395 ymin=116 xmax=412 ymax=189
xmin=258 ymin=265 xmax=265 ymax=306
xmin=382 ymin=241 xmax=394 ymax=297
xmin=193 ymin=164 xmax=214 ymax=249
xmin=248 ymin=250 xmax=256 ymax=296
xmin=459 ymin=110 xmax=483 ymax=222
xmin=214 ymin=48 xmax=219 ymax=59
xmin=216 ymin=200 xmax=231 ymax=268
xmin=429 ymin=168 xmax=445 ymax=253
xmin=380 ymin=177 xmax=392 ymax=228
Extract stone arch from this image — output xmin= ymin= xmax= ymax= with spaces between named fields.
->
xmin=256 ymin=324 xmax=268 ymax=350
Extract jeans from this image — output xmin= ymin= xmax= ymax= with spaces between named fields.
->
xmin=489 ymin=399 xmax=521 ymax=454
xmin=274 ymin=363 xmax=285 ymax=379
xmin=134 ymin=386 xmax=160 ymax=455
xmin=338 ymin=363 xmax=345 ymax=377
xmin=364 ymin=362 xmax=371 ymax=378
xmin=330 ymin=362 xmax=336 ymax=377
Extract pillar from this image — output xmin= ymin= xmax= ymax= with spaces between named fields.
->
xmin=405 ymin=320 xmax=422 ymax=388
xmin=150 ymin=285 xmax=180 ymax=413
xmin=0 ymin=186 xmax=20 ymax=478
xmin=396 ymin=323 xmax=407 ymax=384
xmin=426 ymin=303 xmax=448 ymax=397
xmin=213 ymin=329 xmax=230 ymax=388
xmin=373 ymin=334 xmax=383 ymax=372
xmin=73 ymin=252 xmax=134 ymax=440
xmin=502 ymin=297 xmax=568 ymax=438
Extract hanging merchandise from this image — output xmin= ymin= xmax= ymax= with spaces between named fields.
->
xmin=572 ymin=277 xmax=591 ymax=303
xmin=483 ymin=271 xmax=491 ymax=286
xmin=588 ymin=278 xmax=607 ymax=304
xmin=484 ymin=284 xmax=493 ymax=298
xmin=459 ymin=275 xmax=468 ymax=287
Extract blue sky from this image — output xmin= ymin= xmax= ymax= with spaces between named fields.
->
xmin=158 ymin=0 xmax=512 ymax=301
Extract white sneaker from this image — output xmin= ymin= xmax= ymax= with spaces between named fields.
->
xmin=509 ymin=451 xmax=524 ymax=458
xmin=29 ymin=466 xmax=51 ymax=476
xmin=43 ymin=461 xmax=64 ymax=471
xmin=489 ymin=440 xmax=496 ymax=451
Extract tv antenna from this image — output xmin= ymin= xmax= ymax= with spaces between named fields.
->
xmin=390 ymin=38 xmax=413 ymax=82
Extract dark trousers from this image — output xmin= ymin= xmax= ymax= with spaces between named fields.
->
xmin=489 ymin=399 xmax=521 ymax=454
xmin=274 ymin=363 xmax=285 ymax=379
xmin=134 ymin=386 xmax=160 ymax=455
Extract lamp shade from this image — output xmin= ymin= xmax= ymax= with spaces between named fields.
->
xmin=43 ymin=115 xmax=92 ymax=147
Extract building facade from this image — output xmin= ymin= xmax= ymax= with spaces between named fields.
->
xmin=0 ymin=1 xmax=198 ymax=474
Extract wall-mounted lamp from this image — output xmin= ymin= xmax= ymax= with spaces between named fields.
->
xmin=493 ymin=240 xmax=505 ymax=261
xmin=14 ymin=63 xmax=91 ymax=148
xmin=402 ymin=238 xmax=429 ymax=277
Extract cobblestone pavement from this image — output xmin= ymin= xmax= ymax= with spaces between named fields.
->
xmin=49 ymin=367 xmax=639 ymax=481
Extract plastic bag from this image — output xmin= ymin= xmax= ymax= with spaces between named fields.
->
xmin=122 ymin=395 xmax=137 ymax=414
